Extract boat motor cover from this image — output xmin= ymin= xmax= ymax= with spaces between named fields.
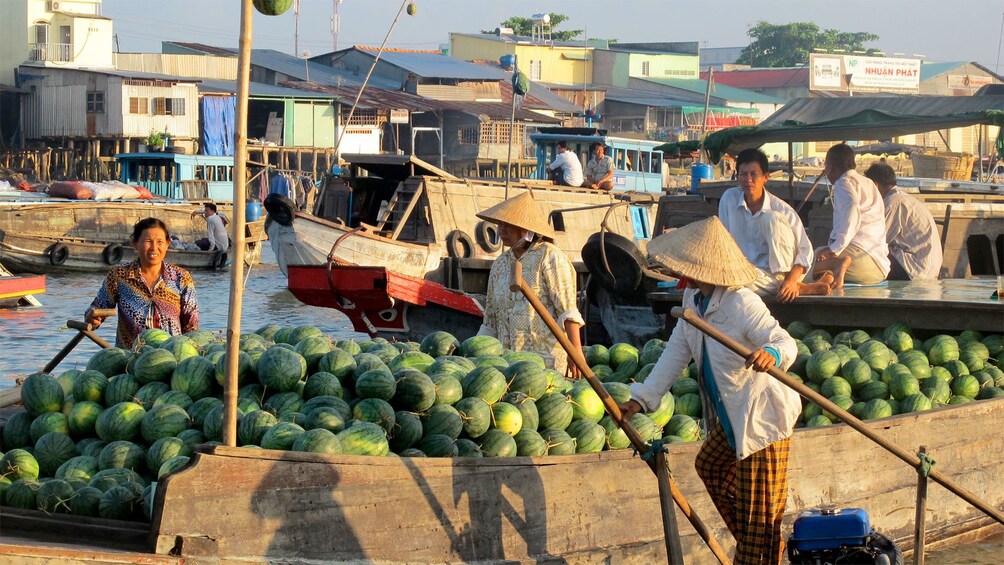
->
xmin=790 ymin=508 xmax=871 ymax=551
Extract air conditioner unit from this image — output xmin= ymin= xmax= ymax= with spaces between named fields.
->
xmin=47 ymin=1 xmax=61 ymax=12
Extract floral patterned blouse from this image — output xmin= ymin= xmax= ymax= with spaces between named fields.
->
xmin=89 ymin=260 xmax=199 ymax=349
xmin=478 ymin=241 xmax=584 ymax=374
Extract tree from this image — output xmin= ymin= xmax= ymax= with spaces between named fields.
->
xmin=737 ymin=22 xmax=880 ymax=67
xmin=481 ymin=13 xmax=583 ymax=42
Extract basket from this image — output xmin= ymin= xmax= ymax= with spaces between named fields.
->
xmin=910 ymin=151 xmax=974 ymax=181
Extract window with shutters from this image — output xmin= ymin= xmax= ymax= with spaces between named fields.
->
xmin=153 ymin=97 xmax=186 ymax=116
xmin=86 ymin=91 xmax=104 ymax=113
xmin=529 ymin=60 xmax=542 ymax=81
xmin=129 ymin=97 xmax=149 ymax=115
xmin=641 ymin=61 xmax=651 ymax=76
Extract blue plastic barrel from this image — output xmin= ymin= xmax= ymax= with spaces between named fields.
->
xmin=246 ymin=200 xmax=263 ymax=222
xmin=691 ymin=163 xmax=713 ymax=192
xmin=500 ymin=54 xmax=516 ymax=69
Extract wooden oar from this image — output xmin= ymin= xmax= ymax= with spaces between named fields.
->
xmin=509 ymin=261 xmax=731 ymax=565
xmin=671 ymin=306 xmax=1004 ymax=528
xmin=0 ymin=308 xmax=116 ymax=409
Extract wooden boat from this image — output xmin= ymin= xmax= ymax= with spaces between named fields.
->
xmin=0 ymin=260 xmax=44 ymax=308
xmin=0 ymin=199 xmax=267 ymax=273
xmin=2 ymin=396 xmax=1002 ymax=563
xmin=270 ymin=146 xmax=662 ymax=341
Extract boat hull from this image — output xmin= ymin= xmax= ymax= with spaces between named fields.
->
xmin=0 ymin=274 xmax=45 ymax=308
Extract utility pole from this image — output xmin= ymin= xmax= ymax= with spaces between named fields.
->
xmin=294 ymin=0 xmax=300 ymax=57
xmin=332 ymin=0 xmax=342 ymax=52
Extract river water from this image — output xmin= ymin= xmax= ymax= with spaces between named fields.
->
xmin=0 ymin=248 xmax=363 ymax=387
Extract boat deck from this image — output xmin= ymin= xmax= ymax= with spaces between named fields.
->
xmin=650 ymin=278 xmax=1004 ymax=333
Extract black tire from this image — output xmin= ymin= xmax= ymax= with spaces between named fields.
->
xmin=475 ymin=220 xmax=501 ymax=253
xmin=446 ymin=230 xmax=474 ymax=259
xmin=868 ymin=531 xmax=904 ymax=565
xmin=102 ymin=243 xmax=124 ymax=265
xmin=263 ymin=193 xmax=297 ymax=227
xmin=48 ymin=242 xmax=69 ymax=266
xmin=580 ymin=232 xmax=645 ymax=294
xmin=212 ymin=251 xmax=228 ymax=270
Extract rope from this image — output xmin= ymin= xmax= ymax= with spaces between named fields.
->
xmin=632 ymin=438 xmax=669 ymax=462
xmin=917 ymin=451 xmax=936 ymax=478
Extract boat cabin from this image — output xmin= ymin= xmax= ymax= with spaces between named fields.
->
xmin=116 ymin=153 xmax=235 ymax=201
xmin=530 ymin=128 xmax=665 ymax=194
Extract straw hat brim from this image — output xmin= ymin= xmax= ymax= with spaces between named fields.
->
xmin=647 ymin=216 xmax=758 ymax=287
xmin=475 ymin=191 xmax=556 ymax=239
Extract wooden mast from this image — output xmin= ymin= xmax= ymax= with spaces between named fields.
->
xmin=223 ymin=0 xmax=254 ymax=447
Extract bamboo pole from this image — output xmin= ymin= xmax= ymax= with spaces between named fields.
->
xmin=510 ymin=261 xmax=732 ymax=565
xmin=913 ymin=445 xmax=929 ymax=565
xmin=671 ymin=306 xmax=1004 ymax=527
xmin=222 ymin=0 xmax=253 ymax=448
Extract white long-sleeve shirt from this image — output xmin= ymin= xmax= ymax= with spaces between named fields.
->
xmin=718 ymin=187 xmax=814 ymax=272
xmin=548 ymin=151 xmax=584 ymax=187
xmin=206 ymin=213 xmax=229 ymax=253
xmin=884 ymin=187 xmax=942 ymax=280
xmin=630 ymin=286 xmax=800 ymax=460
xmin=829 ymin=170 xmax=890 ymax=275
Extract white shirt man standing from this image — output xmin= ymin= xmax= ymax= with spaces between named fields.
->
xmin=197 ymin=203 xmax=230 ymax=253
xmin=864 ymin=162 xmax=942 ymax=280
xmin=719 ymin=148 xmax=833 ymax=301
xmin=547 ymin=141 xmax=583 ymax=187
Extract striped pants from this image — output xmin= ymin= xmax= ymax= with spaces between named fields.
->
xmin=695 ymin=423 xmax=791 ymax=565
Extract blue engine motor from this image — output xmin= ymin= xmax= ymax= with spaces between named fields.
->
xmin=788 ymin=508 xmax=903 ymax=565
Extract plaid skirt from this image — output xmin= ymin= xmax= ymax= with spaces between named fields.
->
xmin=695 ymin=423 xmax=791 ymax=565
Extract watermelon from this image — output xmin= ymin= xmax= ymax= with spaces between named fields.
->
xmin=336 ymin=422 xmax=389 ymax=456
xmin=86 ymin=348 xmax=130 ymax=377
xmin=389 ymin=411 xmax=423 ymax=452
xmin=238 ymin=410 xmax=279 ymax=446
xmin=607 ymin=343 xmax=639 ymax=370
xmin=569 ymin=382 xmax=605 ymax=423
xmin=674 ymin=393 xmax=702 ymax=418
xmin=942 ymin=359 xmax=970 ymax=379
xmin=214 ymin=350 xmax=257 ymax=388
xmin=421 ymin=404 xmax=463 ymax=439
xmin=670 ymin=377 xmax=699 ymax=396
xmin=137 ymin=328 xmax=171 ymax=347
xmin=928 ymin=336 xmax=960 ymax=366
xmin=455 ymin=438 xmax=484 ymax=457
xmin=146 ymin=437 xmax=190 ymax=473
xmin=951 ymin=374 xmax=980 ymax=399
xmin=977 ymin=387 xmax=1004 ymax=400
xmin=98 ymin=440 xmax=146 ymax=472
xmin=418 ymin=434 xmax=458 ymax=457
xmin=186 ymin=397 xmax=223 ymax=430
xmin=294 ymin=336 xmax=333 ymax=372
xmin=541 ymin=428 xmax=576 ymax=455
xmin=490 ymin=402 xmax=523 ymax=436
xmin=399 ymin=448 xmax=426 ymax=457
xmin=478 ymin=429 xmax=517 ymax=457
xmin=77 ymin=438 xmax=108 ymax=459
xmin=132 ymin=349 xmax=178 ymax=384
xmin=292 ymin=428 xmax=342 ymax=454
xmin=31 ymin=412 xmax=70 ymax=443
xmin=260 ymin=422 xmax=304 ymax=450
xmin=352 ymin=398 xmax=396 ymax=434
xmin=56 ymin=455 xmax=99 ymax=482
xmin=806 ymin=415 xmax=834 ymax=427
xmin=263 ymin=391 xmax=304 ymax=419
xmin=34 ymin=431 xmax=76 ymax=476
xmin=168 ymin=356 xmax=215 ymax=400
xmin=257 ymin=346 xmax=307 ymax=392
xmin=202 ymin=405 xmax=225 ymax=442
xmin=98 ymin=484 xmax=140 ymax=520
xmin=460 ymin=335 xmax=504 ymax=358
xmin=176 ymin=429 xmax=205 ymax=452
xmin=355 ymin=369 xmax=397 ymax=401
xmin=62 ymin=400 xmax=101 ymax=439
xmin=502 ymin=351 xmax=547 ymax=369
xmin=649 ymin=391 xmax=676 ymax=428
xmin=368 ymin=344 xmax=400 ymax=365
xmin=389 ymin=351 xmax=436 ymax=374
xmin=860 ymin=398 xmax=893 ymax=420
xmin=899 ymin=393 xmax=932 ymax=413
xmin=104 ymin=374 xmax=141 ymax=407
xmin=806 ymin=350 xmax=841 ymax=383
xmin=504 ymin=361 xmax=549 ymax=399
xmin=513 ymin=429 xmax=548 ymax=457
xmin=603 ymin=382 xmax=632 ymax=405
xmin=21 ymin=373 xmax=65 ymax=416
xmin=94 ymin=402 xmax=146 ymax=443
xmin=599 ymin=415 xmax=630 ymax=450
xmin=391 ymin=371 xmax=437 ymax=412
xmin=158 ymin=455 xmax=191 ymax=479
xmin=306 ymin=407 xmax=346 ymax=434
xmin=133 ymin=382 xmax=170 ymax=410
xmin=821 ymin=394 xmax=854 ymax=421
xmin=982 ymin=335 xmax=1003 ymax=356
xmin=472 ymin=355 xmax=509 ymax=369
xmin=461 ymin=366 xmax=508 ymax=404
xmin=427 ymin=356 xmax=476 ymax=380
xmin=69 ymin=370 xmax=107 ymax=404
xmin=303 ymin=372 xmax=344 ymax=400
xmin=454 ymin=397 xmax=492 ymax=439
xmin=504 ymin=392 xmax=540 ymax=433
xmin=153 ymin=391 xmax=193 ymax=410
xmin=2 ymin=412 xmax=31 ymax=450
xmin=420 ymin=331 xmax=460 ymax=357
xmin=2 ymin=449 xmax=40 ymax=481
xmin=584 ymin=344 xmax=610 ymax=367
xmin=665 ymin=414 xmax=701 ymax=442
xmin=89 ymin=467 xmax=145 ymax=492
xmin=566 ymin=419 xmax=606 ymax=453
xmin=68 ymin=485 xmax=103 ymax=517
xmin=36 ymin=479 xmax=74 ymax=513
xmin=535 ymin=392 xmax=574 ymax=431
xmin=840 ymin=358 xmax=874 ymax=391
xmin=821 ymin=377 xmax=852 ymax=399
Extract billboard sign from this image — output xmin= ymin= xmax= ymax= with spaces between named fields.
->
xmin=810 ymin=53 xmax=921 ymax=94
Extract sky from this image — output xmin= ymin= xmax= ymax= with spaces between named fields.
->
xmin=101 ymin=0 xmax=1004 ymax=72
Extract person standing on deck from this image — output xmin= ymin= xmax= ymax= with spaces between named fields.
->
xmin=718 ymin=148 xmax=834 ymax=301
xmin=547 ymin=141 xmax=584 ymax=187
xmin=583 ymin=142 xmax=615 ymax=191
xmin=811 ymin=143 xmax=890 ymax=288
xmin=863 ymin=162 xmax=943 ymax=281
xmin=194 ymin=203 xmax=230 ymax=254
xmin=476 ymin=191 xmax=585 ymax=375
xmin=619 ymin=216 xmax=799 ymax=565
xmin=86 ymin=218 xmax=199 ymax=349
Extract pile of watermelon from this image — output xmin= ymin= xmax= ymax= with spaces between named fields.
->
xmin=0 ymin=326 xmax=684 ymax=522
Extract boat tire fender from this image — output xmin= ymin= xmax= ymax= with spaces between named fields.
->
xmin=263 ymin=193 xmax=297 ymax=227
xmin=475 ymin=221 xmax=501 ymax=253
xmin=212 ymin=251 xmax=228 ymax=270
xmin=48 ymin=242 xmax=69 ymax=267
xmin=446 ymin=230 xmax=474 ymax=259
xmin=102 ymin=243 xmax=124 ymax=265
xmin=580 ymin=232 xmax=645 ymax=294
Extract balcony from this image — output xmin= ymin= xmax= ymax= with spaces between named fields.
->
xmin=29 ymin=43 xmax=73 ymax=63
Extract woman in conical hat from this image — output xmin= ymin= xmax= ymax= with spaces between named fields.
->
xmin=621 ymin=216 xmax=801 ymax=564
xmin=475 ymin=191 xmax=584 ymax=375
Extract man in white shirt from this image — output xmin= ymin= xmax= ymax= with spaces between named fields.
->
xmin=864 ymin=163 xmax=942 ymax=280
xmin=719 ymin=149 xmax=834 ymax=301
xmin=195 ymin=203 xmax=230 ymax=253
xmin=547 ymin=141 xmax=583 ymax=187
xmin=812 ymin=144 xmax=890 ymax=288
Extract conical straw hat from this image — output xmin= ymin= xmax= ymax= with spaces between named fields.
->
xmin=476 ymin=191 xmax=556 ymax=239
xmin=647 ymin=216 xmax=758 ymax=287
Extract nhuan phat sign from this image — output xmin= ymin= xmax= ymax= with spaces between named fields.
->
xmin=810 ymin=53 xmax=921 ymax=94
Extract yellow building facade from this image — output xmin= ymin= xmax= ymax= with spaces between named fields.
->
xmin=450 ymin=33 xmax=592 ymax=86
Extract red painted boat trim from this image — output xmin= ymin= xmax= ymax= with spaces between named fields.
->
xmin=0 ymin=275 xmax=46 ymax=300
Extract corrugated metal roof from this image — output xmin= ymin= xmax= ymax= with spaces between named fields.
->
xmin=198 ymin=80 xmax=342 ymax=100
xmin=920 ymin=61 xmax=967 ymax=81
xmin=700 ymin=68 xmax=808 ymax=90
xmin=348 ymin=47 xmax=507 ymax=80
xmin=497 ymin=80 xmax=580 ymax=113
xmin=451 ymin=32 xmax=593 ymax=50
xmin=162 ymin=42 xmax=237 ymax=56
xmin=18 ymin=63 xmax=202 ymax=83
xmin=250 ymin=49 xmax=400 ymax=89
xmin=636 ymin=77 xmax=787 ymax=104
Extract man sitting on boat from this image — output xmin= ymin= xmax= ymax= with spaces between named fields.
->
xmin=546 ymin=141 xmax=584 ymax=187
xmin=811 ymin=143 xmax=890 ymax=288
xmin=194 ymin=203 xmax=230 ymax=254
xmin=719 ymin=148 xmax=834 ymax=301
xmin=620 ymin=216 xmax=800 ymax=565
xmin=476 ymin=191 xmax=585 ymax=375
xmin=863 ymin=162 xmax=943 ymax=281
xmin=583 ymin=142 xmax=615 ymax=191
